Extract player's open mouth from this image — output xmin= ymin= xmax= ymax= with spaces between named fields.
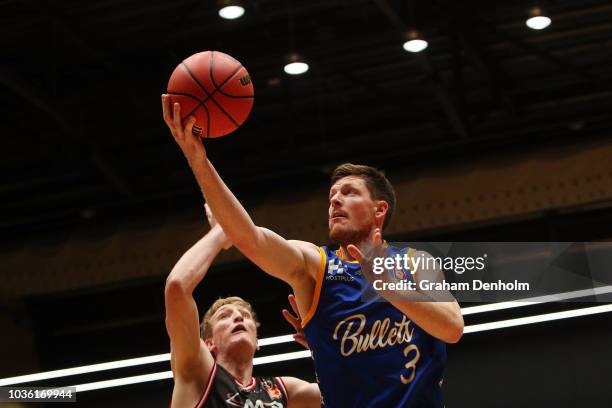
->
xmin=331 ymin=211 xmax=348 ymax=221
xmin=232 ymin=324 xmax=247 ymax=334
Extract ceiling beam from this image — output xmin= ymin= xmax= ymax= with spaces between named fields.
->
xmin=479 ymin=18 xmax=611 ymax=92
xmin=0 ymin=66 xmax=133 ymax=197
xmin=373 ymin=0 xmax=471 ymax=138
xmin=448 ymin=2 xmax=518 ymax=116
xmin=7 ymin=0 xmax=136 ymax=196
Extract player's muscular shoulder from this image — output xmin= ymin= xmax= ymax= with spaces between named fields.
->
xmin=288 ymin=240 xmax=322 ymax=281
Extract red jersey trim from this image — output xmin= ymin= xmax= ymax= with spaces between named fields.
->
xmin=233 ymin=375 xmax=256 ymax=391
xmin=276 ymin=377 xmax=289 ymax=402
xmin=195 ymin=362 xmax=217 ymax=408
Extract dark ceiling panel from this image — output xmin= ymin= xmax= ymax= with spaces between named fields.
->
xmin=1 ymin=0 xmax=611 ymax=240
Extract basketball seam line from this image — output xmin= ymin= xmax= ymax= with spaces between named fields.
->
xmin=180 ymin=61 xmax=241 ymax=128
xmin=212 ymin=65 xmax=248 ymax=97
xmin=166 ymin=93 xmax=209 ymax=137
xmin=214 ymin=88 xmax=254 ymax=99
xmin=168 ymin=94 xmax=219 ymax=137
xmin=210 ymin=51 xmax=254 ymax=99
xmin=166 ymin=92 xmax=202 ymax=121
xmin=204 ymin=102 xmax=211 ymax=137
xmin=180 ymin=63 xmax=239 ymax=128
xmin=167 ymin=89 xmax=253 ymax=101
xmin=166 ymin=91 xmax=201 ymax=103
xmin=167 ymin=89 xmax=253 ymax=117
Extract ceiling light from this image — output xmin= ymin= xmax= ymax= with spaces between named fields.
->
xmin=218 ymin=5 xmax=244 ymax=20
xmin=526 ymin=7 xmax=551 ymax=30
xmin=283 ymin=53 xmax=309 ymax=75
xmin=403 ymin=30 xmax=428 ymax=53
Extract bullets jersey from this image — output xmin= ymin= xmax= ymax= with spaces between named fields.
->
xmin=301 ymin=246 xmax=446 ymax=408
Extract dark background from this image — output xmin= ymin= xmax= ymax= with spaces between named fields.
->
xmin=2 ymin=0 xmax=612 ymax=407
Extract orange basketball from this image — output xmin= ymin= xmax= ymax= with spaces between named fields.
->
xmin=167 ymin=51 xmax=254 ymax=138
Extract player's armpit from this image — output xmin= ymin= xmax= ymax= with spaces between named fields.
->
xmin=238 ymin=231 xmax=321 ymax=319
xmin=239 ymin=228 xmax=321 ymax=286
xmin=280 ymin=376 xmax=321 ymax=408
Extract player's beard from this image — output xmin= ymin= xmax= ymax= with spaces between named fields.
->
xmin=329 ymin=223 xmax=371 ymax=247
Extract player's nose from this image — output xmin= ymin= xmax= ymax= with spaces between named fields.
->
xmin=330 ymin=192 xmax=342 ymax=208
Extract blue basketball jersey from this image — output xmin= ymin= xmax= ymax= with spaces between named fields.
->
xmin=302 ymin=245 xmax=446 ymax=408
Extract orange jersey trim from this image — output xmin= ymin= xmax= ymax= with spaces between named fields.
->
xmin=301 ymin=247 xmax=326 ymax=328
xmin=335 ymin=248 xmax=359 ymax=264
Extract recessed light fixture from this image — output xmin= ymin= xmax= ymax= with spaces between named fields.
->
xmin=218 ymin=2 xmax=244 ymax=20
xmin=526 ymin=7 xmax=551 ymax=30
xmin=403 ymin=30 xmax=428 ymax=53
xmin=283 ymin=53 xmax=309 ymax=75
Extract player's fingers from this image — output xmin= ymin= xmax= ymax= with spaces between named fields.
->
xmin=185 ymin=116 xmax=196 ymax=139
xmin=293 ymin=334 xmax=309 ymax=349
xmin=204 ymin=203 xmax=212 ymax=218
xmin=204 ymin=204 xmax=215 ymax=226
xmin=162 ymin=95 xmax=176 ymax=132
xmin=374 ymin=228 xmax=382 ymax=244
xmin=282 ymin=309 xmax=301 ymax=330
xmin=172 ymin=103 xmax=183 ymax=137
xmin=282 ymin=308 xmax=299 ymax=325
xmin=346 ymin=244 xmax=363 ymax=263
xmin=161 ymin=95 xmax=169 ymax=122
xmin=288 ymin=294 xmax=301 ymax=319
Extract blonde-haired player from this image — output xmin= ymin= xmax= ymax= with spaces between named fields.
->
xmin=165 ymin=204 xmax=319 ymax=408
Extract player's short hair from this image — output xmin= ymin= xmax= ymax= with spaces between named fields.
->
xmin=331 ymin=163 xmax=396 ymax=230
xmin=200 ymin=296 xmax=259 ymax=339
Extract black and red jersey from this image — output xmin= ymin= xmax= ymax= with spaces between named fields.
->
xmin=190 ymin=362 xmax=288 ymax=408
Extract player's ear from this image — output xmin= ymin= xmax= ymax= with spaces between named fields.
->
xmin=204 ymin=338 xmax=216 ymax=354
xmin=375 ymin=200 xmax=389 ymax=218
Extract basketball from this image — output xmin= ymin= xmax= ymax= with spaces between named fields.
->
xmin=167 ymin=51 xmax=254 ymax=138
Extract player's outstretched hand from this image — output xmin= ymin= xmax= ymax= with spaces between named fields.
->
xmin=346 ymin=228 xmax=383 ymax=263
xmin=204 ymin=203 xmax=231 ymax=250
xmin=347 ymin=228 xmax=387 ymax=284
xmin=161 ymin=94 xmax=207 ymax=166
xmin=282 ymin=294 xmax=309 ymax=349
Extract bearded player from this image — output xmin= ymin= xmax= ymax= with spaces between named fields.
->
xmin=163 ymin=95 xmax=464 ymax=407
xmin=165 ymin=204 xmax=320 ymax=408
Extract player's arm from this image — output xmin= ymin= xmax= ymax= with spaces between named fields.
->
xmin=348 ymin=233 xmax=464 ymax=344
xmin=162 ymin=96 xmax=320 ymax=294
xmin=164 ymin=212 xmax=230 ymax=381
xmin=391 ymin=302 xmax=462 ymax=344
xmin=280 ymin=377 xmax=321 ymax=408
xmin=386 ymin=249 xmax=463 ymax=343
